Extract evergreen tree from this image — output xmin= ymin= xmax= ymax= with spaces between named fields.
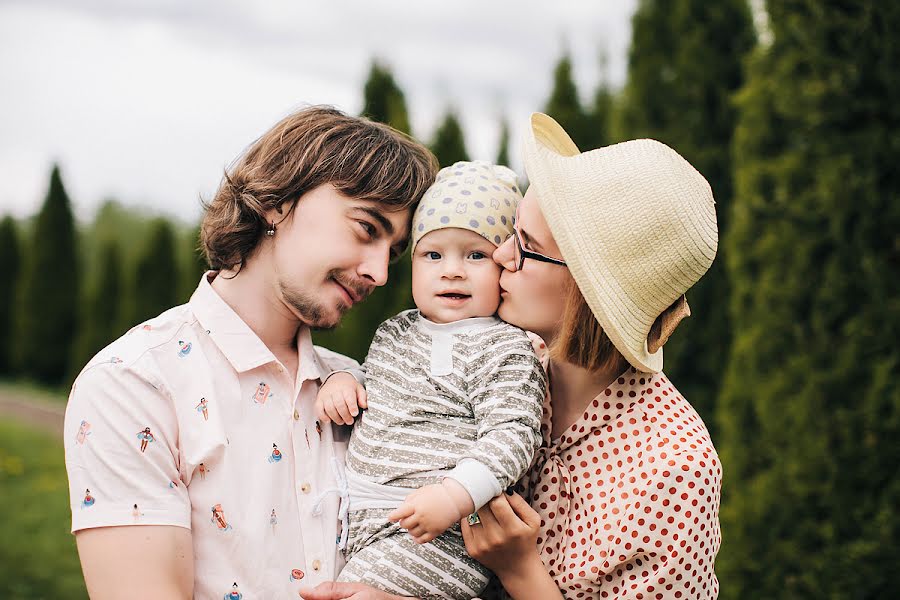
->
xmin=16 ymin=165 xmax=79 ymax=383
xmin=361 ymin=60 xmax=412 ymax=135
xmin=496 ymin=118 xmax=511 ymax=166
xmin=71 ymin=240 xmax=122 ymax=376
xmin=430 ymin=111 xmax=469 ymax=167
xmin=128 ymin=218 xmax=180 ymax=327
xmin=180 ymin=224 xmax=208 ymax=303
xmin=543 ymin=54 xmax=591 ymax=150
xmin=717 ymin=1 xmax=900 ymax=598
xmin=0 ymin=216 xmax=20 ymax=374
xmin=617 ymin=0 xmax=755 ymax=430
xmin=582 ymin=54 xmax=614 ymax=149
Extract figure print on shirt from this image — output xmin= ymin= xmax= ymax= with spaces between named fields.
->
xmin=82 ymin=488 xmax=95 ymax=508
xmin=270 ymin=508 xmax=278 ymax=532
xmin=315 ymin=420 xmax=322 ymax=438
xmin=177 ymin=339 xmax=192 ymax=357
xmin=132 ymin=503 xmax=144 ymax=522
xmin=108 ymin=356 xmax=123 ymax=364
xmin=198 ymin=463 xmax=209 ymax=480
xmin=290 ymin=569 xmax=305 ymax=582
xmin=251 ymin=381 xmax=272 ymax=405
xmin=211 ymin=503 xmax=232 ymax=531
xmin=75 ymin=419 xmax=92 ymax=444
xmin=141 ymin=324 xmax=152 ymax=331
xmin=168 ymin=480 xmax=179 ymax=489
xmin=268 ymin=443 xmax=282 ymax=463
xmin=224 ymin=582 xmax=242 ymax=600
xmin=195 ymin=397 xmax=209 ymax=421
xmin=136 ymin=427 xmax=155 ymax=452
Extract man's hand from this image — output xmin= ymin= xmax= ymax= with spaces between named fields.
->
xmin=315 ymin=372 xmax=367 ymax=425
xmin=298 ymin=581 xmax=415 ymax=599
xmin=387 ymin=480 xmax=474 ymax=544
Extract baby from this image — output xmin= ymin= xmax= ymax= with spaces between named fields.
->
xmin=316 ymin=161 xmax=546 ymax=600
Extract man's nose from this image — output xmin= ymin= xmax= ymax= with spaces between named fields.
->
xmin=359 ymin=245 xmax=390 ymax=287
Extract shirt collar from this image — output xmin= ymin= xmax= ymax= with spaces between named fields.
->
xmin=189 ymin=272 xmax=329 ymax=382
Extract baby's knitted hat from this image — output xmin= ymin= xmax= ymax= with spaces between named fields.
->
xmin=412 ymin=160 xmax=522 ymax=252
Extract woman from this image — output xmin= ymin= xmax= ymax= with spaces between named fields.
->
xmin=300 ymin=113 xmax=720 ymax=600
xmin=460 ymin=113 xmax=722 ymax=599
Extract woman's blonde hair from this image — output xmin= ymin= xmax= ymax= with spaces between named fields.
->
xmin=550 ymin=277 xmax=629 ymax=374
xmin=201 ymin=105 xmax=438 ymax=271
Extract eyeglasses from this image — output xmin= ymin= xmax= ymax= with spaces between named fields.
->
xmin=509 ymin=226 xmax=568 ymax=271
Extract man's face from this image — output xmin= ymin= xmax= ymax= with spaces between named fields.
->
xmin=267 ymin=184 xmax=411 ymax=329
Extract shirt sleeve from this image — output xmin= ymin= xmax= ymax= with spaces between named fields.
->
xmin=598 ymin=451 xmax=722 ymax=598
xmin=64 ymin=362 xmax=191 ymax=533
xmin=446 ymin=330 xmax=546 ymax=510
xmin=314 ymin=345 xmax=366 ymax=384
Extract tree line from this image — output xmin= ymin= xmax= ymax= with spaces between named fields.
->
xmin=1 ymin=1 xmax=897 ymax=597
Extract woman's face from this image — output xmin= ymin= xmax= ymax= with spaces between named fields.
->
xmin=493 ymin=187 xmax=573 ymax=343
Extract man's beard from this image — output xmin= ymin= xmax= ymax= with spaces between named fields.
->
xmin=279 ymin=270 xmax=371 ymax=330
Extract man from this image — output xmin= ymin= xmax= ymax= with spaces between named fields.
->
xmin=64 ymin=106 xmax=437 ymax=599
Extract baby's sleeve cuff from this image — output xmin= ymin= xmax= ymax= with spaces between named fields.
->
xmin=445 ymin=458 xmax=502 ymax=511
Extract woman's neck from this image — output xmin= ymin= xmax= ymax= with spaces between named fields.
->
xmin=547 ymin=358 xmax=627 ymax=439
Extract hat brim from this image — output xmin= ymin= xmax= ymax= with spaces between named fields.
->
xmin=523 ymin=113 xmax=663 ymax=373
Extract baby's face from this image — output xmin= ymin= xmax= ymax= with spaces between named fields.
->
xmin=412 ymin=228 xmax=502 ymax=324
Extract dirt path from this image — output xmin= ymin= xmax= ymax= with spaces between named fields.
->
xmin=0 ymin=389 xmax=65 ymax=439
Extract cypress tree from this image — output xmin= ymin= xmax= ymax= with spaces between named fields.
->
xmin=430 ymin=111 xmax=469 ymax=168
xmin=16 ymin=165 xmax=80 ymax=383
xmin=181 ymin=224 xmax=208 ymax=302
xmin=0 ymin=216 xmax=20 ymax=374
xmin=361 ymin=60 xmax=412 ymax=135
xmin=71 ymin=239 xmax=122 ymax=375
xmin=495 ymin=118 xmax=511 ymax=167
xmin=128 ymin=218 xmax=180 ymax=327
xmin=617 ymin=0 xmax=755 ymax=430
xmin=543 ymin=54 xmax=592 ymax=150
xmin=717 ymin=1 xmax=900 ymax=598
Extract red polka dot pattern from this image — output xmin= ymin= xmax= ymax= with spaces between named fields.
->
xmin=524 ymin=339 xmax=722 ymax=599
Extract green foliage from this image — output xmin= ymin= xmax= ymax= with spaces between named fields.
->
xmin=70 ymin=240 xmax=123 ymax=379
xmin=0 ymin=217 xmax=20 ymax=374
xmin=717 ymin=1 xmax=900 ymax=597
xmin=179 ymin=224 xmax=208 ymax=303
xmin=430 ymin=110 xmax=469 ymax=167
xmin=617 ymin=0 xmax=755 ymax=429
xmin=362 ymin=60 xmax=412 ymax=135
xmin=127 ymin=218 xmax=180 ymax=328
xmin=16 ymin=165 xmax=80 ymax=384
xmin=0 ymin=419 xmax=88 ymax=599
xmin=495 ymin=118 xmax=511 ymax=167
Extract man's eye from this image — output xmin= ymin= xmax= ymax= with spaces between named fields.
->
xmin=469 ymin=251 xmax=487 ymax=260
xmin=358 ymin=221 xmax=376 ymax=237
xmin=425 ymin=251 xmax=441 ymax=260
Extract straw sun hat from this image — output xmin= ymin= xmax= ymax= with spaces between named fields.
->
xmin=522 ymin=113 xmax=718 ymax=373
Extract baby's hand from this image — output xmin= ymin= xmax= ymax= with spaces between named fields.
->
xmin=388 ymin=480 xmax=474 ymax=544
xmin=315 ymin=372 xmax=367 ymax=425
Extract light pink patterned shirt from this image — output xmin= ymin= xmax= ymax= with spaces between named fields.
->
xmin=65 ymin=273 xmax=355 ymax=599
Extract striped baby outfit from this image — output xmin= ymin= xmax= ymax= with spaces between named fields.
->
xmin=337 ymin=310 xmax=546 ymax=599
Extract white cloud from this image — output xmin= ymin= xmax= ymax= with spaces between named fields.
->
xmin=0 ymin=0 xmax=637 ymax=222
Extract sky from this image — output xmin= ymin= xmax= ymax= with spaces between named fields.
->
xmin=0 ymin=0 xmax=638 ymax=223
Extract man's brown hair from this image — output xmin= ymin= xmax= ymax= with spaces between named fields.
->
xmin=551 ymin=277 xmax=629 ymax=374
xmin=201 ymin=105 xmax=438 ymax=271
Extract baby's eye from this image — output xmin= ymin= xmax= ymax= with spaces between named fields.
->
xmin=425 ymin=251 xmax=441 ymax=260
xmin=469 ymin=251 xmax=487 ymax=260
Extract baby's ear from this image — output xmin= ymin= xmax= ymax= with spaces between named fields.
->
xmin=647 ymin=295 xmax=691 ymax=354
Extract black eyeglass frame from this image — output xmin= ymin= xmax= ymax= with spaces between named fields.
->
xmin=509 ymin=227 xmax=568 ymax=271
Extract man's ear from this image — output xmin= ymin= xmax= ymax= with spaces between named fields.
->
xmin=647 ymin=295 xmax=691 ymax=354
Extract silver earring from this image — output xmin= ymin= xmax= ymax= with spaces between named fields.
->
xmin=265 ymin=222 xmax=276 ymax=237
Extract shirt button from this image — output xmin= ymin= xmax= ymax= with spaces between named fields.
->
xmin=312 ymin=559 xmax=321 ymax=572
xmin=300 ymin=482 xmax=311 ymax=494
xmin=293 ymin=410 xmax=300 ymax=421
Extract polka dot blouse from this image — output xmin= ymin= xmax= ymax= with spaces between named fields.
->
xmin=523 ymin=341 xmax=722 ymax=599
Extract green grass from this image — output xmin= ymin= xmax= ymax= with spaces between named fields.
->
xmin=0 ymin=419 xmax=87 ymax=599
xmin=0 ymin=379 xmax=67 ymax=405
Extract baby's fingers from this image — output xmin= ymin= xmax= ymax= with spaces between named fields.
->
xmin=388 ymin=502 xmax=414 ymax=523
xmin=356 ymin=385 xmax=368 ymax=410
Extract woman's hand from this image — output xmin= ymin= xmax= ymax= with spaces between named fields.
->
xmin=459 ymin=491 xmax=541 ymax=578
xmin=298 ymin=581 xmax=414 ymax=599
